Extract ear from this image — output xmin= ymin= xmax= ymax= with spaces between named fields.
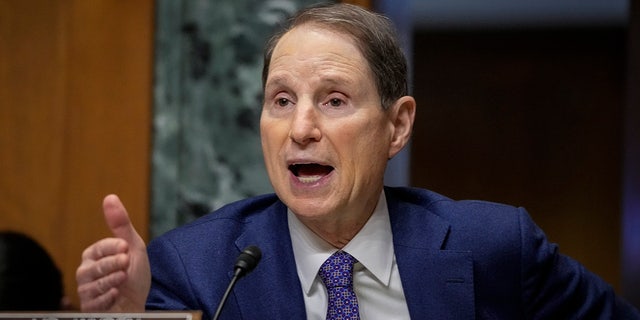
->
xmin=388 ymin=96 xmax=416 ymax=159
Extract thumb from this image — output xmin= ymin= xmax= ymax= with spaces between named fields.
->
xmin=102 ymin=194 xmax=143 ymax=247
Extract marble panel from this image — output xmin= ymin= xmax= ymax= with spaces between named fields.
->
xmin=152 ymin=0 xmax=332 ymax=237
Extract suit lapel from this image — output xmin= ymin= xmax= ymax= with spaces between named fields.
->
xmin=387 ymin=189 xmax=476 ymax=319
xmin=230 ymin=201 xmax=307 ymax=319
xmin=220 ymin=190 xmax=476 ymax=318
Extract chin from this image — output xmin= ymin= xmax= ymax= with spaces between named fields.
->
xmin=284 ymin=196 xmax=336 ymax=218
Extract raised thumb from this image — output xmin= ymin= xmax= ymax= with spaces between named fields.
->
xmin=102 ymin=194 xmax=142 ymax=246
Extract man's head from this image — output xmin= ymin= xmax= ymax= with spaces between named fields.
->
xmin=0 ymin=231 xmax=65 ymax=310
xmin=262 ymin=3 xmax=408 ymax=111
xmin=259 ymin=3 xmax=415 ymax=243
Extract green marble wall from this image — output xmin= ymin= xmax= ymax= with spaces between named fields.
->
xmin=152 ymin=0 xmax=332 ymax=238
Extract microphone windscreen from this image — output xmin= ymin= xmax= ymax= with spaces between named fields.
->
xmin=234 ymin=245 xmax=262 ymax=275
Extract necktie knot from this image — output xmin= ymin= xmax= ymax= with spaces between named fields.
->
xmin=319 ymin=251 xmax=357 ymax=288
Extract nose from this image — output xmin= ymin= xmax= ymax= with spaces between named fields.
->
xmin=289 ymin=102 xmax=321 ymax=145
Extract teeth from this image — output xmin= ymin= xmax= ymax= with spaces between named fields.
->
xmin=298 ymin=175 xmax=323 ymax=184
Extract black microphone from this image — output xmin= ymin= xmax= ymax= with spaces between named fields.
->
xmin=212 ymin=245 xmax=262 ymax=320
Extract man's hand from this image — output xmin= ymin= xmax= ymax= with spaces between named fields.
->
xmin=76 ymin=194 xmax=151 ymax=312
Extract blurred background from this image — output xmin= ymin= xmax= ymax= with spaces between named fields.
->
xmin=1 ymin=0 xmax=638 ymax=310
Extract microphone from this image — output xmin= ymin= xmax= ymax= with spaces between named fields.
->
xmin=212 ymin=245 xmax=262 ymax=320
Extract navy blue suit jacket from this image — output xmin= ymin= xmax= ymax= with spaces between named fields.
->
xmin=146 ymin=187 xmax=639 ymax=319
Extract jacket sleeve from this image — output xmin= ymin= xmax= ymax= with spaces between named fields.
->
xmin=518 ymin=208 xmax=640 ymax=319
xmin=145 ymin=236 xmax=200 ymax=312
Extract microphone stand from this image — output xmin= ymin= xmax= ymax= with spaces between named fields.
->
xmin=212 ymin=268 xmax=243 ymax=320
xmin=211 ymin=246 xmax=262 ymax=320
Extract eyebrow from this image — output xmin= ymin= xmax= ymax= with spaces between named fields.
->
xmin=264 ymin=75 xmax=289 ymax=89
xmin=265 ymin=73 xmax=354 ymax=90
xmin=320 ymin=75 xmax=354 ymax=87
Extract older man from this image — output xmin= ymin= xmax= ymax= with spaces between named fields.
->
xmin=76 ymin=3 xmax=639 ymax=319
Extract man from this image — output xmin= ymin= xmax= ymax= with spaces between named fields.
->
xmin=76 ymin=3 xmax=640 ymax=319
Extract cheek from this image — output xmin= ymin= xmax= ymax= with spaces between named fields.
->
xmin=260 ymin=124 xmax=280 ymax=166
xmin=338 ymin=120 xmax=390 ymax=168
xmin=261 ymin=123 xmax=294 ymax=178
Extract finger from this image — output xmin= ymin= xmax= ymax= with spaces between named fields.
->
xmin=77 ymin=269 xmax=127 ymax=301
xmin=79 ymin=287 xmax=119 ymax=312
xmin=102 ymin=194 xmax=144 ymax=247
xmin=76 ymin=252 xmax=130 ymax=284
xmin=80 ymin=238 xmax=129 ymax=261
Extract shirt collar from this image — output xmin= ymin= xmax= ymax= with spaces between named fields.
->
xmin=288 ymin=191 xmax=395 ymax=295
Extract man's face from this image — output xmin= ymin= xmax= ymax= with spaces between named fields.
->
xmin=260 ymin=24 xmax=398 ymax=224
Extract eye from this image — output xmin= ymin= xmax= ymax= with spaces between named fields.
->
xmin=318 ymin=93 xmax=353 ymax=117
xmin=327 ymin=98 xmax=343 ymax=108
xmin=276 ymin=97 xmax=292 ymax=107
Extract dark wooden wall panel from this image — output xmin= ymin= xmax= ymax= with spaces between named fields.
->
xmin=0 ymin=0 xmax=154 ymax=308
xmin=411 ymin=27 xmax=626 ymax=290
xmin=622 ymin=0 xmax=640 ymax=306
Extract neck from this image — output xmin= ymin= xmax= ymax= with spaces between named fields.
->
xmin=299 ymin=192 xmax=381 ymax=249
xmin=307 ymin=215 xmax=371 ymax=248
xmin=294 ymin=187 xmax=382 ymax=249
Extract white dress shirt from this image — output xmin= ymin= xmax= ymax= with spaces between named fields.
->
xmin=288 ymin=191 xmax=411 ymax=319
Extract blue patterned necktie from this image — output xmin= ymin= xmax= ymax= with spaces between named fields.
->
xmin=318 ymin=251 xmax=360 ymax=320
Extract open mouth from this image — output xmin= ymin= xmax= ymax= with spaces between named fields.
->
xmin=289 ymin=163 xmax=334 ymax=184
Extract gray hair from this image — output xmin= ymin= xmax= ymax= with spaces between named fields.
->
xmin=262 ymin=3 xmax=408 ymax=110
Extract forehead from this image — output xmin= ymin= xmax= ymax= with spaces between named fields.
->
xmin=266 ymin=24 xmax=372 ymax=85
